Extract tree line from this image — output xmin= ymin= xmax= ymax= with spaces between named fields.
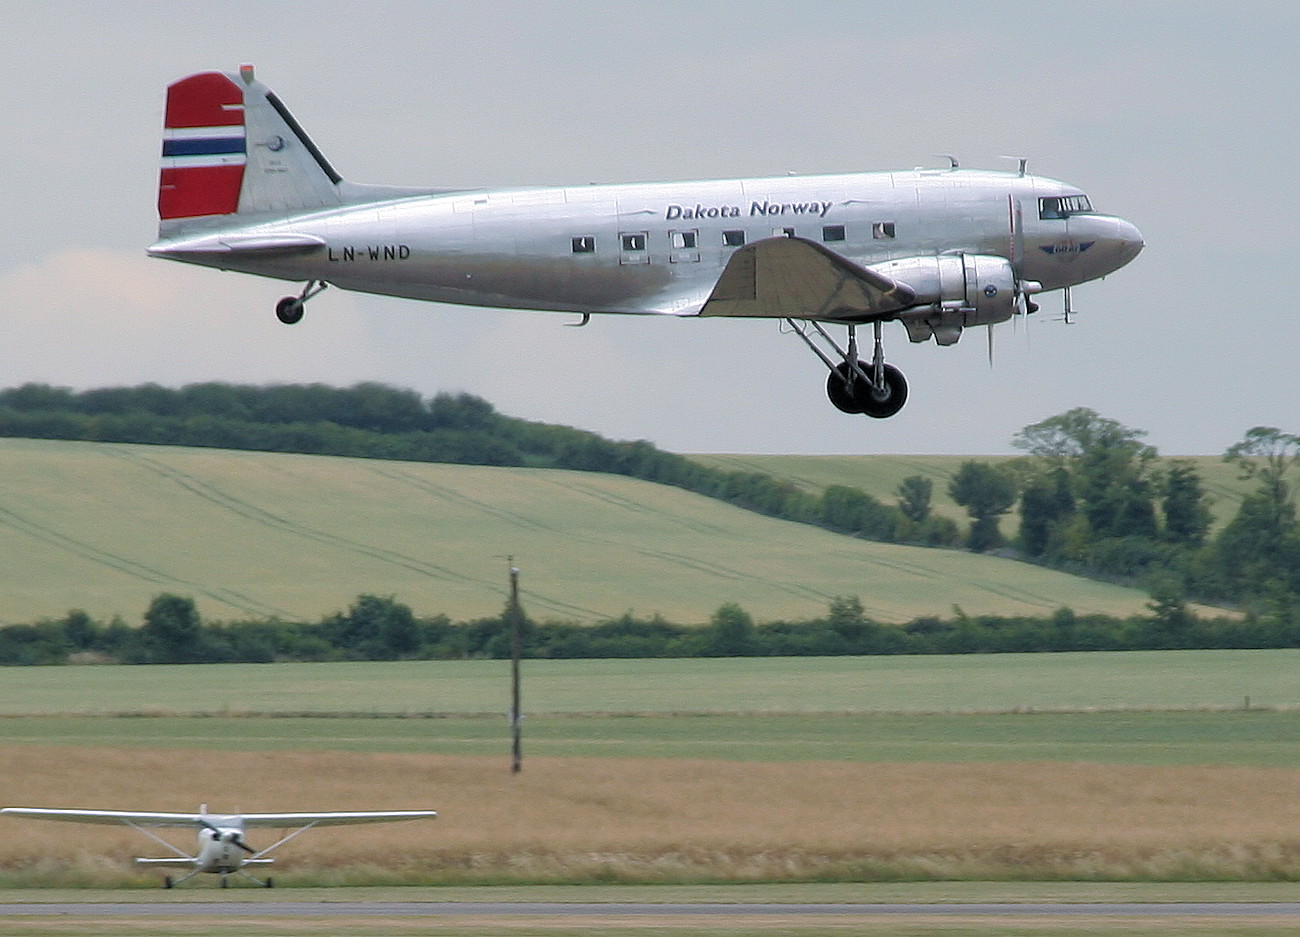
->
xmin=0 ymin=382 xmax=1297 ymax=614
xmin=1 ymin=593 xmax=1295 ymax=667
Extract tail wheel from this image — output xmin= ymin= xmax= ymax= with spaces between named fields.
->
xmin=275 ymin=296 xmax=305 ymax=325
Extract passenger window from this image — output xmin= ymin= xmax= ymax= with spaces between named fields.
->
xmin=620 ymin=232 xmax=647 ymax=252
xmin=723 ymin=230 xmax=746 ymax=247
xmin=670 ymin=230 xmax=698 ymax=250
xmin=822 ymin=225 xmax=846 ymax=242
xmin=571 ymin=236 xmax=595 ymax=254
xmin=773 ymin=227 xmax=795 ymax=238
xmin=873 ymin=221 xmax=896 ymax=239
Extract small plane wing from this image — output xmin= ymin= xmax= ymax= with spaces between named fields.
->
xmin=1 ymin=807 xmax=436 ymax=827
xmin=237 ymin=811 xmax=437 ymax=828
xmin=699 ymin=236 xmax=916 ymax=321
xmin=1 ymin=808 xmax=202 ymax=827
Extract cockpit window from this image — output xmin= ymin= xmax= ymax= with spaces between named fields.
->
xmin=1039 ymin=195 xmax=1093 ymax=220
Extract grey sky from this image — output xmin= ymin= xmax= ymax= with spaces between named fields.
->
xmin=1 ymin=1 xmax=1295 ymax=455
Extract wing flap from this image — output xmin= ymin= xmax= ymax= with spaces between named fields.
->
xmin=700 ymin=236 xmax=916 ymax=321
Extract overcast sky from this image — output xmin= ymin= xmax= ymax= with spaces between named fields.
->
xmin=2 ymin=1 xmax=1296 ymax=455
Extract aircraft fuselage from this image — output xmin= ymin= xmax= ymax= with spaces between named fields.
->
xmin=152 ymin=168 xmax=1141 ymax=320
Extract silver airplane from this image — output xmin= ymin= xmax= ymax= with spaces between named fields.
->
xmin=149 ymin=66 xmax=1143 ymax=418
xmin=1 ymin=805 xmax=437 ymax=888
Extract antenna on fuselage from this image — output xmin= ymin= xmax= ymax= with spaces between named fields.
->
xmin=999 ymin=156 xmax=1029 ymax=177
xmin=938 ymin=154 xmax=959 ymax=169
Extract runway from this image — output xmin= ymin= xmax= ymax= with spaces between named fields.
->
xmin=3 ymin=901 xmax=1298 ymax=917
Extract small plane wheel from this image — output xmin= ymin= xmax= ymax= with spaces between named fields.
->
xmin=266 ymin=877 xmax=275 ymax=889
xmin=220 ymin=876 xmax=229 ymax=889
xmin=275 ymin=296 xmax=305 ymax=325
xmin=826 ymin=360 xmax=868 ymax=414
xmin=859 ymin=363 xmax=908 ymax=419
xmin=163 ymin=876 xmax=174 ymax=889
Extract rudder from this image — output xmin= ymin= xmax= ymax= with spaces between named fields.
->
xmin=157 ymin=66 xmax=342 ymax=233
xmin=159 ymin=72 xmax=248 ymax=220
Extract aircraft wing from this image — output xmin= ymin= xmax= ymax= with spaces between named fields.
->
xmin=237 ymin=810 xmax=438 ymax=828
xmin=699 ymin=236 xmax=916 ymax=321
xmin=2 ymin=808 xmax=436 ymax=827
xmin=1 ymin=808 xmax=204 ymax=827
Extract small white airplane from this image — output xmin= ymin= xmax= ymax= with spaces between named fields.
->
xmin=0 ymin=805 xmax=437 ymax=888
xmin=149 ymin=66 xmax=1143 ymax=419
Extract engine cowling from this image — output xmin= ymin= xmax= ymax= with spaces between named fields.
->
xmin=870 ymin=254 xmax=1018 ymax=345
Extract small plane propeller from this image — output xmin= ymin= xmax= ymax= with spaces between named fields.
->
xmin=197 ymin=818 xmax=256 ymax=854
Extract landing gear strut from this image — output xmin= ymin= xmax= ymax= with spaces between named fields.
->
xmin=787 ymin=319 xmax=909 ymax=418
xmin=275 ymin=280 xmax=327 ymax=324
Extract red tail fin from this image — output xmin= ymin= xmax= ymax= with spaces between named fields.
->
xmin=158 ymin=72 xmax=247 ymax=220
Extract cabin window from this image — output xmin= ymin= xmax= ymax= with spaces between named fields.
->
xmin=1039 ymin=195 xmax=1092 ymax=219
xmin=620 ymin=232 xmax=647 ymax=252
xmin=773 ymin=227 xmax=795 ymax=238
xmin=873 ymin=222 xmax=896 ymax=239
xmin=822 ymin=225 xmax=846 ymax=242
xmin=670 ymin=230 xmax=698 ymax=250
xmin=571 ymin=236 xmax=595 ymax=254
xmin=723 ymin=229 xmax=746 ymax=247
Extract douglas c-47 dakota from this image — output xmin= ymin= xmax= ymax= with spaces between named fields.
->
xmin=150 ymin=66 xmax=1143 ymax=419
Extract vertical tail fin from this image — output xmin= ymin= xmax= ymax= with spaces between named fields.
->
xmin=159 ymin=72 xmax=247 ymax=220
xmin=157 ymin=66 xmax=342 ymax=235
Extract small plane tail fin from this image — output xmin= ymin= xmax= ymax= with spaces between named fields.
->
xmin=158 ymin=66 xmax=342 ymax=235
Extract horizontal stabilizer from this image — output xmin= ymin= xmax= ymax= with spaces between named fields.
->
xmin=700 ymin=236 xmax=916 ymax=321
xmin=148 ymin=232 xmax=326 ymax=258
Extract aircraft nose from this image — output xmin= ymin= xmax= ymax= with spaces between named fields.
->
xmin=1113 ymin=217 xmax=1144 ymax=266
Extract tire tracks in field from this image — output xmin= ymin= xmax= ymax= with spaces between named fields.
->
xmin=371 ymin=465 xmax=838 ymax=607
xmin=823 ymin=546 xmax=1091 ymax=614
xmin=108 ymin=450 xmax=603 ymax=621
xmin=0 ymin=501 xmax=287 ymax=619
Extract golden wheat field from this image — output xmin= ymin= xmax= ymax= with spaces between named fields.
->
xmin=2 ymin=745 xmax=1297 ymax=885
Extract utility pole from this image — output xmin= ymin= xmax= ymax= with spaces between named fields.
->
xmin=508 ymin=558 xmax=523 ymax=774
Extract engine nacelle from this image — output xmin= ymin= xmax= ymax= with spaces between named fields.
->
xmin=871 ymin=254 xmax=1018 ymax=345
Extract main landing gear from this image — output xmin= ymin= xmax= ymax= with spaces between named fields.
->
xmin=275 ymin=280 xmax=328 ymax=324
xmin=787 ymin=319 xmax=908 ymax=418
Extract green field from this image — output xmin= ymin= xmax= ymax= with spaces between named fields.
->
xmin=1 ymin=650 xmax=1294 ymax=717
xmin=0 ymin=651 xmax=1296 ymax=766
xmin=3 ymin=711 xmax=1297 ymax=767
xmin=0 ymin=439 xmax=1207 ymax=626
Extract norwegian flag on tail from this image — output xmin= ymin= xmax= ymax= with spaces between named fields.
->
xmin=158 ymin=72 xmax=246 ymax=219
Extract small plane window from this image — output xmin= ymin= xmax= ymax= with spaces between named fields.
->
xmin=723 ymin=229 xmax=746 ymax=247
xmin=773 ymin=227 xmax=795 ymax=238
xmin=873 ymin=221 xmax=896 ymax=239
xmin=621 ymin=232 xmax=647 ymax=251
xmin=571 ymin=236 xmax=595 ymax=254
xmin=670 ymin=230 xmax=698 ymax=250
xmin=822 ymin=224 xmax=846 ymax=242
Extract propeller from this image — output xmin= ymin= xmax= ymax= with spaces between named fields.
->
xmin=198 ymin=818 xmax=256 ymax=854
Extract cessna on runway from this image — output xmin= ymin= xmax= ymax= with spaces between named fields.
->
xmin=0 ymin=805 xmax=437 ymax=888
xmin=149 ymin=66 xmax=1143 ymax=418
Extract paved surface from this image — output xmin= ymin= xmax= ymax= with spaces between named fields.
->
xmin=2 ymin=901 xmax=1298 ymax=917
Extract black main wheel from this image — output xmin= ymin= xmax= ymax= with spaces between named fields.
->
xmin=826 ymin=360 xmax=869 ymax=414
xmin=275 ymin=296 xmax=305 ymax=325
xmin=859 ymin=363 xmax=908 ymax=419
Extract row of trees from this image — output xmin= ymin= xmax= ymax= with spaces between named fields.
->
xmin=1 ymin=593 xmax=1295 ymax=667
xmin=923 ymin=411 xmax=1300 ymax=613
xmin=1 ymin=383 xmax=1296 ymax=613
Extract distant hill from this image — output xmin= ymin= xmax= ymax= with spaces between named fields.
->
xmin=0 ymin=439 xmax=1180 ymax=626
